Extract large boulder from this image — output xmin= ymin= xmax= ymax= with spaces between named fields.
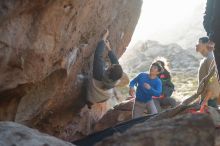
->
xmin=95 ymin=114 xmax=215 ymax=146
xmin=0 ymin=121 xmax=74 ymax=146
xmin=0 ymin=0 xmax=142 ymax=140
xmin=94 ymin=99 xmax=133 ymax=132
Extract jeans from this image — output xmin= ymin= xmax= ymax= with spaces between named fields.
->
xmin=132 ymin=100 xmax=158 ymax=119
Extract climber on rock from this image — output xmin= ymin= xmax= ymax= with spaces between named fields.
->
xmin=87 ymin=29 xmax=129 ymax=105
xmin=129 ymin=62 xmax=162 ymax=118
xmin=196 ymin=37 xmax=220 ymax=110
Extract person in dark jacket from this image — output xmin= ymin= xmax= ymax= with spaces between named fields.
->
xmin=203 ymin=0 xmax=220 ymax=81
xmin=152 ymin=57 xmax=176 ymax=112
xmin=87 ymin=29 xmax=124 ymax=104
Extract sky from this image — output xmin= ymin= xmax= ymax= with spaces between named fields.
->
xmin=128 ymin=0 xmax=207 ymax=49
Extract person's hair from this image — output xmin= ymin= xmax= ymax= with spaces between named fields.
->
xmin=108 ymin=64 xmax=123 ymax=81
xmin=199 ymin=37 xmax=209 ymax=43
xmin=151 ymin=62 xmax=163 ymax=73
xmin=153 ymin=57 xmax=170 ymax=72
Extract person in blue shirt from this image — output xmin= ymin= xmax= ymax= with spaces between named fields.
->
xmin=129 ymin=62 xmax=163 ymax=118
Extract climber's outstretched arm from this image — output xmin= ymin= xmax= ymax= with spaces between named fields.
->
xmin=93 ymin=40 xmax=106 ymax=81
xmin=105 ymin=40 xmax=119 ymax=65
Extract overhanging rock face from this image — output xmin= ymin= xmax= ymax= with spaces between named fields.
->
xmin=0 ymin=0 xmax=142 ymax=140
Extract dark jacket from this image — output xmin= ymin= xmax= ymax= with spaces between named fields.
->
xmin=158 ymin=70 xmax=174 ymax=98
xmin=203 ymin=0 xmax=220 ymax=75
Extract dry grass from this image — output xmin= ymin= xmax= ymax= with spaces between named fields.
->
xmin=172 ymin=72 xmax=198 ymax=101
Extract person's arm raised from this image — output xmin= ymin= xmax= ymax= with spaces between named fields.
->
xmin=105 ymin=40 xmax=119 ymax=64
xmin=93 ymin=40 xmax=106 ymax=81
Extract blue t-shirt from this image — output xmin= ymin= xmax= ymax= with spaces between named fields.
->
xmin=129 ymin=73 xmax=162 ymax=103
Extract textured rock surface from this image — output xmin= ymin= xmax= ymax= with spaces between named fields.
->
xmin=0 ymin=121 xmax=74 ymax=146
xmin=0 ymin=0 xmax=142 ymax=140
xmin=216 ymin=129 xmax=220 ymax=146
xmin=94 ymin=99 xmax=133 ymax=132
xmin=58 ymin=95 xmax=127 ymax=141
xmin=96 ymin=114 xmax=215 ymax=146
